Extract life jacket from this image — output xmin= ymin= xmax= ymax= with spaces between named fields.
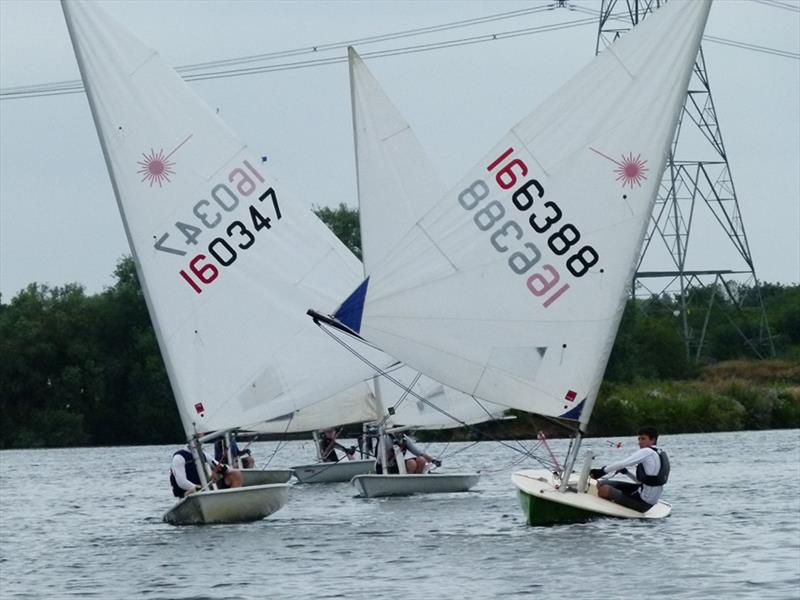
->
xmin=636 ymin=447 xmax=670 ymax=487
xmin=169 ymin=449 xmax=200 ymax=498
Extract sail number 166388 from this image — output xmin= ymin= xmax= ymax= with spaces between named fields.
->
xmin=457 ymin=147 xmax=599 ymax=308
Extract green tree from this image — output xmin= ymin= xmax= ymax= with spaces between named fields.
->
xmin=314 ymin=203 xmax=362 ymax=259
xmin=0 ymin=283 xmax=97 ymax=447
xmin=91 ymin=256 xmax=180 ymax=444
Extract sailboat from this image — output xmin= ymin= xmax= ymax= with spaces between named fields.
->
xmin=61 ymin=0 xmax=394 ymax=525
xmin=318 ymin=1 xmax=711 ymax=521
xmin=249 ymin=381 xmax=379 ymax=484
xmin=252 ymin=361 xmax=507 ymax=486
xmin=213 ymin=432 xmax=295 ymax=487
xmin=245 ymin=48 xmax=507 ymax=492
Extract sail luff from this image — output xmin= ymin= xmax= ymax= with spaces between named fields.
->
xmin=348 ymin=47 xmax=366 ymax=277
xmin=61 ymin=0 xmax=195 ymax=438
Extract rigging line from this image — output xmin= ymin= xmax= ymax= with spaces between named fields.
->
xmin=0 ymin=17 xmax=599 ymax=100
xmin=436 ymin=440 xmax=452 ymax=459
xmin=263 ymin=411 xmax=295 ymax=467
xmin=480 ymin=447 xmax=552 ymax=473
xmin=469 ymin=395 xmax=532 ymax=456
xmin=314 ymin=319 xmax=568 ymax=464
xmin=435 ymin=439 xmax=479 ymax=461
xmin=388 ymin=371 xmax=423 ymax=414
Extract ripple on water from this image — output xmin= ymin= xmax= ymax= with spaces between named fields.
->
xmin=1 ymin=432 xmax=799 ymax=599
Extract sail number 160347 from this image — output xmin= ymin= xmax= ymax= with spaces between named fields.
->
xmin=150 ymin=158 xmax=283 ymax=295
xmin=177 ymin=187 xmax=282 ymax=294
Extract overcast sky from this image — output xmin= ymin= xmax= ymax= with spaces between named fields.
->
xmin=0 ymin=0 xmax=798 ymax=300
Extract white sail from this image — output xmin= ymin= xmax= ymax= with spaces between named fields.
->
xmin=62 ymin=0 xmax=391 ymax=437
xmin=380 ymin=368 xmax=509 ymax=430
xmin=348 ymin=47 xmax=445 ymax=273
xmin=252 ymin=365 xmax=506 ymax=433
xmin=250 ymin=382 xmax=379 ymax=434
xmin=335 ymin=1 xmax=712 ymax=430
xmin=347 ymin=47 xmax=508 ymax=429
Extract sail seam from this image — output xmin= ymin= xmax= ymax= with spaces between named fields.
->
xmin=416 ymin=223 xmax=459 ymax=273
xmin=380 ymin=125 xmax=411 ymax=143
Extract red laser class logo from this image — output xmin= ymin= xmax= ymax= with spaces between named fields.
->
xmin=137 ymin=134 xmax=193 ymax=187
xmin=590 ymin=147 xmax=649 ymax=188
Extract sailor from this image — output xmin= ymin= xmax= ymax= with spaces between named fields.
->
xmin=215 ymin=435 xmax=255 ymax=469
xmin=589 ymin=426 xmax=670 ymax=513
xmin=375 ymin=430 xmax=441 ymax=474
xmin=319 ymin=429 xmax=357 ymax=463
xmin=170 ymin=444 xmax=243 ymax=498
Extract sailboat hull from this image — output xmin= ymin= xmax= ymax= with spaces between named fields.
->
xmin=512 ymin=469 xmax=671 ymax=526
xmin=292 ymin=459 xmax=375 ymax=484
xmin=163 ymin=484 xmax=290 ymax=526
xmin=241 ymin=469 xmax=294 ymax=486
xmin=352 ymin=473 xmax=480 ymax=498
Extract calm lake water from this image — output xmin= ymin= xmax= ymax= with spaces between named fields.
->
xmin=1 ymin=429 xmax=798 ymax=599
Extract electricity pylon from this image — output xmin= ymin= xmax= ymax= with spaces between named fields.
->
xmin=595 ymin=0 xmax=775 ymax=361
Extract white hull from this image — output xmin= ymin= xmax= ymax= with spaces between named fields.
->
xmin=163 ymin=484 xmax=289 ymax=526
xmin=292 ymin=459 xmax=375 ymax=484
xmin=512 ymin=469 xmax=671 ymax=523
xmin=351 ymin=473 xmax=480 ymax=498
xmin=241 ymin=468 xmax=294 ymax=486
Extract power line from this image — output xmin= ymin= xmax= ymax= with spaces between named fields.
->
xmin=0 ymin=5 xmax=558 ymax=98
xmin=751 ymin=0 xmax=800 ymax=13
xmin=178 ymin=5 xmax=555 ymax=72
xmin=1 ymin=14 xmax=598 ymax=100
xmin=573 ymin=4 xmax=800 ymax=60
xmin=703 ymin=34 xmax=799 ymax=60
xmin=2 ymin=4 xmax=798 ymax=101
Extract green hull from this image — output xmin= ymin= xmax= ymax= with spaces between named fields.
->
xmin=517 ymin=489 xmax=600 ymax=526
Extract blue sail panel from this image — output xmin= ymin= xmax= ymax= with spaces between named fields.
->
xmin=334 ymin=277 xmax=370 ymax=334
xmin=559 ymin=398 xmax=586 ymax=421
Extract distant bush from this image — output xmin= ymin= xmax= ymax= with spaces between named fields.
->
xmin=772 ymin=388 xmax=800 ymax=428
xmin=699 ymin=359 xmax=800 ymax=384
xmin=8 ymin=408 xmax=90 ymax=448
xmin=590 ymin=374 xmax=799 ymax=436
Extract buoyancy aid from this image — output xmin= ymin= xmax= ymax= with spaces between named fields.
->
xmin=636 ymin=447 xmax=670 ymax=486
xmin=169 ymin=449 xmax=200 ymax=497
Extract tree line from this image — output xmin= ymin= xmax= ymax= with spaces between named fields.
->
xmin=1 ymin=205 xmax=797 ymax=448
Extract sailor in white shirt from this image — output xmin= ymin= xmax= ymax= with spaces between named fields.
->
xmin=589 ymin=426 xmax=670 ymax=513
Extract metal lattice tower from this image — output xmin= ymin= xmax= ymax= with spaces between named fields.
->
xmin=594 ymin=0 xmax=775 ymax=361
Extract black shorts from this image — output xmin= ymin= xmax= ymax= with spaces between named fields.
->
xmin=604 ymin=481 xmax=654 ymax=513
xmin=375 ymin=462 xmax=399 ymax=474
